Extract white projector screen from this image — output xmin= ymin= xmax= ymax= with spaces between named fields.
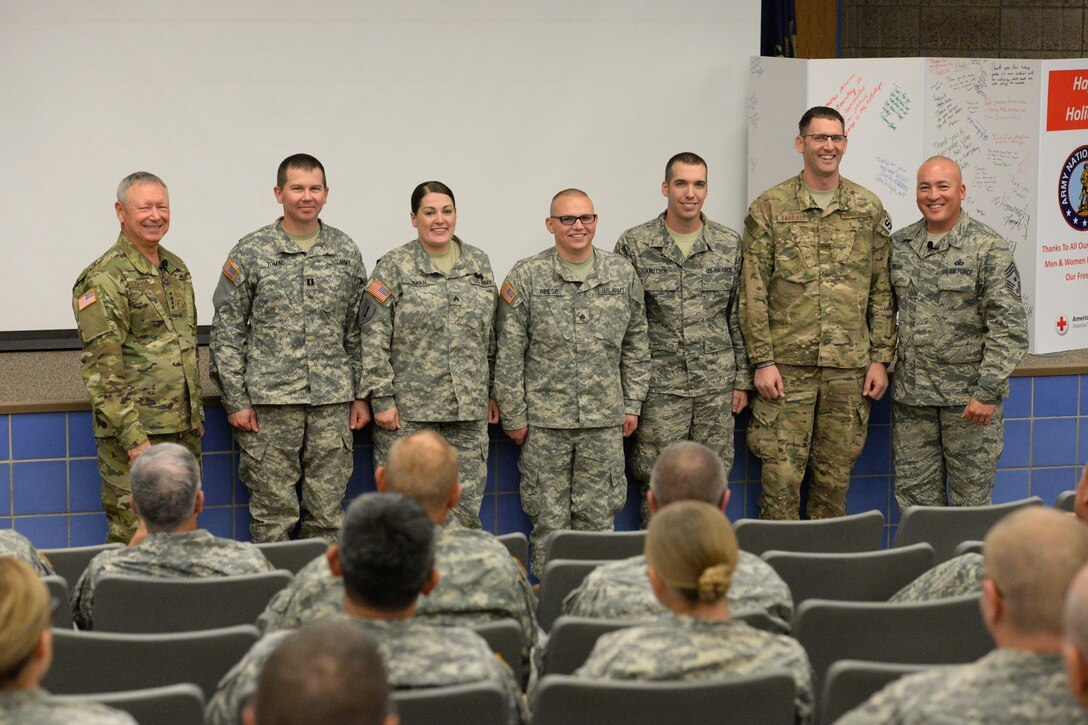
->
xmin=0 ymin=1 xmax=759 ymax=333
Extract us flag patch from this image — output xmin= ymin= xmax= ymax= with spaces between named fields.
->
xmin=77 ymin=289 xmax=97 ymax=311
xmin=500 ymin=280 xmax=518 ymax=304
xmin=222 ymin=258 xmax=240 ymax=282
xmin=367 ymin=279 xmax=392 ymax=303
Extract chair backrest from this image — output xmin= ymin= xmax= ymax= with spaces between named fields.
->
xmin=953 ymin=540 xmax=984 ymax=557
xmin=537 ymin=559 xmax=610 ymax=632
xmin=733 ymin=510 xmax=885 ymax=557
xmin=762 ymin=543 xmax=935 ymax=609
xmin=254 ymin=538 xmax=328 ymax=574
xmin=50 ymin=683 xmax=205 ymax=725
xmin=472 ymin=619 xmax=525 ymax=683
xmin=40 ymin=543 xmax=124 ymax=587
xmin=545 ymin=530 xmax=647 ymax=562
xmin=393 ymin=680 xmax=508 ymax=725
xmin=893 ymin=497 xmax=1043 ymax=564
xmin=43 ymin=625 xmax=260 ymax=698
xmin=92 ymin=570 xmax=292 ymax=632
xmin=43 ymin=575 xmax=72 ymax=629
xmin=496 ymin=532 xmax=530 ymax=572
xmin=819 ymin=660 xmax=948 ymax=725
xmin=1056 ymin=490 xmax=1076 ymax=513
xmin=542 ymin=616 xmax=639 ymax=677
xmin=531 ymin=671 xmax=797 ymax=725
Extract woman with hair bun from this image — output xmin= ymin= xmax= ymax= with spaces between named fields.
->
xmin=574 ymin=500 xmax=815 ymax=723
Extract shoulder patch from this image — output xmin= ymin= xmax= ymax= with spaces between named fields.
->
xmin=77 ymin=288 xmax=97 ymax=311
xmin=222 ymin=258 xmax=240 ymax=282
xmin=500 ymin=279 xmax=518 ymax=304
xmin=882 ymin=213 xmax=894 ymax=234
xmin=366 ymin=278 xmax=392 ymax=303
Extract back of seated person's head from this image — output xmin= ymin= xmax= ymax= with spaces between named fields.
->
xmin=0 ymin=557 xmax=50 ymax=687
xmin=1064 ymin=564 xmax=1088 ymax=709
xmin=646 ymin=500 xmax=737 ymax=606
xmin=649 ymin=441 xmax=727 ymax=509
xmin=383 ymin=431 xmax=459 ymax=516
xmin=249 ymin=620 xmax=395 ymax=725
xmin=130 ymin=442 xmax=201 ymax=533
xmin=338 ymin=492 xmax=435 ymax=611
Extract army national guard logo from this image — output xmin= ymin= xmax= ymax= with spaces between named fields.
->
xmin=1059 ymin=145 xmax=1088 ymax=231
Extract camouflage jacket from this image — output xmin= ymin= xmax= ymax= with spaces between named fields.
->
xmin=494 ymin=247 xmax=650 ymax=430
xmin=890 ymin=212 xmax=1028 ymax=406
xmin=73 ymin=234 xmax=202 ymax=449
xmin=889 ymin=552 xmax=985 ymax=603
xmin=361 ymin=238 xmax=497 ymax=420
xmin=614 ymin=213 xmax=752 ymax=395
xmin=71 ymin=529 xmax=273 ymax=629
xmin=741 ymin=174 xmax=896 ymax=369
xmin=0 ymin=690 xmax=137 ymax=725
xmin=210 ymin=219 xmax=366 ymax=411
xmin=0 ymin=530 xmax=55 ymax=577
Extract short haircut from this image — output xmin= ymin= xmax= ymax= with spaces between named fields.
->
xmin=254 ymin=621 xmax=391 ymax=725
xmin=649 ymin=441 xmax=727 ymax=508
xmin=338 ymin=492 xmax=435 ymax=611
xmin=411 ymin=181 xmax=456 ymax=214
xmin=116 ymin=171 xmax=167 ymax=203
xmin=664 ymin=152 xmax=707 ymax=182
xmin=1065 ymin=565 xmax=1088 ymax=657
xmin=646 ymin=500 xmax=737 ymax=605
xmin=550 ymin=188 xmax=590 ymax=214
xmin=985 ymin=507 xmax=1088 ymax=635
xmin=798 ymin=105 xmax=845 ymax=136
xmin=277 ymin=153 xmax=327 ymax=188
xmin=384 ymin=430 xmax=459 ymax=517
xmin=0 ymin=557 xmax=50 ymax=685
xmin=130 ymin=443 xmax=201 ymax=533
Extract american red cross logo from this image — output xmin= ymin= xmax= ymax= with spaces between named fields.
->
xmin=1057 ymin=316 xmax=1068 ymax=334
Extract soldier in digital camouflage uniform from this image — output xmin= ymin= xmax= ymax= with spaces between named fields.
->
xmin=0 ymin=530 xmax=54 ymax=577
xmin=362 ymin=181 xmax=498 ymax=529
xmin=888 ymin=552 xmax=985 ymax=603
xmin=839 ymin=507 xmax=1088 ymax=724
xmin=890 ymin=156 xmax=1028 ymax=510
xmin=562 ymin=441 xmax=792 ymax=632
xmin=741 ymin=106 xmax=896 ymax=520
xmin=494 ymin=189 xmax=650 ymax=577
xmin=614 ymin=153 xmax=751 ymax=526
xmin=73 ymin=171 xmax=203 ymax=544
xmin=206 ymin=493 xmax=526 ymax=725
xmin=211 ymin=154 xmax=369 ymax=543
xmin=70 ymin=444 xmax=273 ymax=629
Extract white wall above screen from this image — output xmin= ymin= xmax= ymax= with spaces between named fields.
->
xmin=0 ymin=1 xmax=759 ymax=333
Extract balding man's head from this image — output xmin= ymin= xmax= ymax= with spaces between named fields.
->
xmin=381 ymin=431 xmax=459 ymax=517
xmin=649 ymin=441 xmax=727 ymax=510
xmin=1063 ymin=564 xmax=1088 ymax=709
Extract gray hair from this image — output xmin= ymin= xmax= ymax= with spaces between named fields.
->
xmin=116 ymin=171 xmax=168 ymax=203
xmin=130 ymin=443 xmax=200 ymax=532
xmin=649 ymin=441 xmax=727 ymax=509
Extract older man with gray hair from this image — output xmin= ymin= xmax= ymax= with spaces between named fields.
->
xmin=70 ymin=443 xmax=273 ymax=629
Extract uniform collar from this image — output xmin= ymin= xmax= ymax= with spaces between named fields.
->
xmin=907 ymin=211 xmax=970 ymax=256
xmin=548 ymin=246 xmax=604 ymax=289
xmin=412 ymin=236 xmax=482 ymax=278
xmin=792 ymin=172 xmax=854 ymax=213
xmin=650 ymin=211 xmax=711 ymax=262
xmin=118 ymin=233 xmax=174 ymax=275
xmin=273 ymin=218 xmax=332 ymax=255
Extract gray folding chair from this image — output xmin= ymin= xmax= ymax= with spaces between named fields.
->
xmin=393 ymin=680 xmax=509 ymax=725
xmin=544 ymin=530 xmax=646 ymax=562
xmin=542 ymin=616 xmax=638 ymax=677
xmin=893 ymin=497 xmax=1042 ymax=564
xmin=51 ymin=683 xmax=205 ymax=725
xmin=473 ymin=619 xmax=525 ymax=684
xmin=92 ymin=570 xmax=292 ymax=632
xmin=819 ymin=660 xmax=949 ymax=725
xmin=254 ymin=538 xmax=329 ymax=574
xmin=953 ymin=540 xmax=984 ymax=557
xmin=537 ymin=559 xmax=610 ymax=632
xmin=733 ymin=510 xmax=884 ymax=557
xmin=43 ymin=575 xmax=72 ymax=629
xmin=40 ymin=543 xmax=124 ymax=587
xmin=497 ymin=532 xmax=530 ymax=572
xmin=1056 ymin=490 xmax=1076 ymax=513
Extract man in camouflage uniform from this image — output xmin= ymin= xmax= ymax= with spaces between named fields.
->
xmin=890 ymin=156 xmax=1028 ymax=510
xmin=741 ymin=106 xmax=896 ymax=520
xmin=494 ymin=189 xmax=650 ymax=577
xmin=73 ymin=172 xmax=203 ymax=544
xmin=562 ymin=441 xmax=793 ymax=632
xmin=615 ymin=153 xmax=751 ymax=526
xmin=206 ymin=493 xmax=526 ymax=725
xmin=0 ymin=530 xmax=54 ymax=577
xmin=839 ymin=507 xmax=1088 ymax=724
xmin=211 ymin=154 xmax=369 ymax=543
xmin=70 ymin=444 xmax=273 ymax=629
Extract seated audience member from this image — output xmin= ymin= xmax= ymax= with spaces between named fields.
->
xmin=563 ymin=441 xmax=792 ymax=631
xmin=0 ymin=530 xmax=54 ymax=577
xmin=839 ymin=507 xmax=1088 ymax=724
xmin=0 ymin=557 xmax=137 ymax=724
xmin=244 ymin=620 xmax=396 ymax=725
xmin=207 ymin=493 xmax=525 ymax=725
xmin=70 ymin=443 xmax=273 ymax=629
xmin=572 ymin=500 xmax=813 ymax=722
xmin=1063 ymin=563 xmax=1088 ymax=711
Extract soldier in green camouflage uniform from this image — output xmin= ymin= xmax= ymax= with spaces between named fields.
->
xmin=73 ymin=172 xmax=203 ymax=544
xmin=494 ymin=189 xmax=650 ymax=577
xmin=890 ymin=157 xmax=1028 ymax=510
xmin=741 ymin=107 xmax=896 ymax=520
xmin=0 ymin=530 xmax=55 ymax=577
xmin=70 ymin=444 xmax=273 ymax=629
xmin=614 ymin=153 xmax=751 ymax=526
xmin=363 ymin=182 xmax=498 ymax=529
xmin=211 ymin=155 xmax=369 ymax=543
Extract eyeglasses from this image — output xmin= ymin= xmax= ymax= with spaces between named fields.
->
xmin=550 ymin=214 xmax=598 ymax=226
xmin=803 ymin=134 xmax=847 ymax=144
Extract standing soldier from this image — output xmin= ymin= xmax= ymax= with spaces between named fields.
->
xmin=615 ymin=152 xmax=750 ymax=525
xmin=73 ymin=172 xmax=203 ymax=544
xmin=210 ymin=154 xmax=369 ymax=543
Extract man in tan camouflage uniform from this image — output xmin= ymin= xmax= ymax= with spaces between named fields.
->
xmin=890 ymin=156 xmax=1028 ymax=510
xmin=73 ymin=171 xmax=203 ymax=544
xmin=615 ymin=153 xmax=751 ymax=526
xmin=741 ymin=106 xmax=896 ymax=520
xmin=70 ymin=444 xmax=273 ymax=629
xmin=211 ymin=154 xmax=369 ymax=543
xmin=0 ymin=530 xmax=54 ymax=577
xmin=494 ymin=189 xmax=650 ymax=577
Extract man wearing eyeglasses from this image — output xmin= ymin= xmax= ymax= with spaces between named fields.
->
xmin=494 ymin=189 xmax=650 ymax=577
xmin=740 ymin=106 xmax=896 ymax=521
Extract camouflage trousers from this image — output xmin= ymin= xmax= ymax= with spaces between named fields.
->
xmin=747 ymin=365 xmax=869 ymax=520
xmin=237 ymin=403 xmax=353 ymax=543
xmin=373 ymin=418 xmax=489 ymax=529
xmin=632 ymin=390 xmax=737 ymax=527
xmin=892 ymin=400 xmax=1003 ymax=510
xmin=519 ymin=425 xmax=626 ymax=577
xmin=96 ymin=428 xmax=202 ymax=544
